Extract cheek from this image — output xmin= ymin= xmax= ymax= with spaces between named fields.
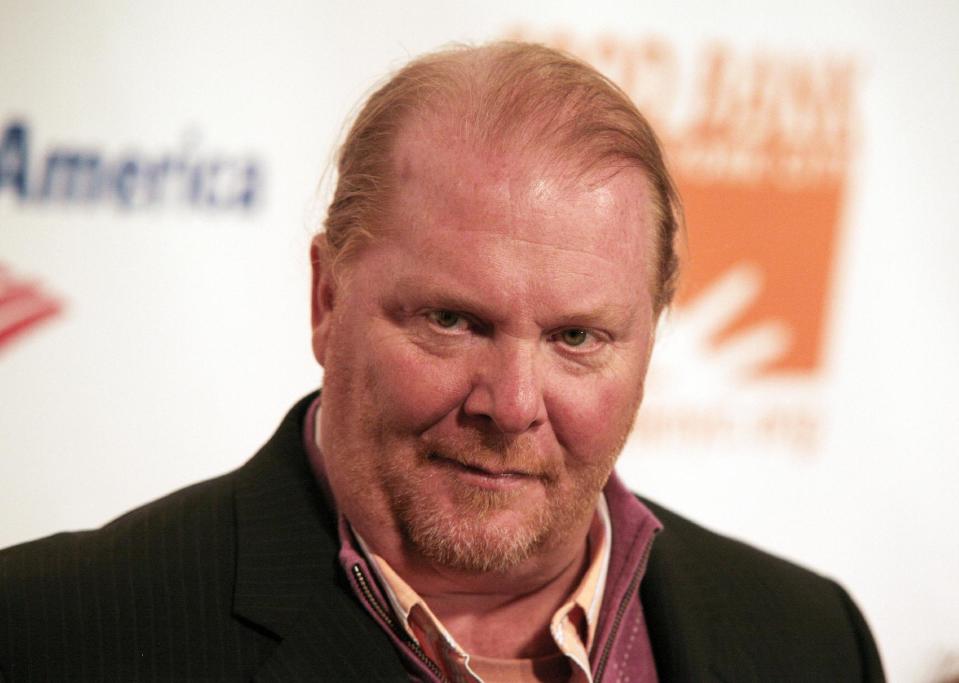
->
xmin=547 ymin=374 xmax=642 ymax=465
xmin=368 ymin=335 xmax=473 ymax=432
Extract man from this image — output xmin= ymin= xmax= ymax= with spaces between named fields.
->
xmin=1 ymin=42 xmax=883 ymax=682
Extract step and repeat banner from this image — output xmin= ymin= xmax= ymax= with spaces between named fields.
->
xmin=2 ymin=2 xmax=957 ymax=680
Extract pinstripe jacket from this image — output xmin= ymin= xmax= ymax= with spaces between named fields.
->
xmin=0 ymin=394 xmax=884 ymax=681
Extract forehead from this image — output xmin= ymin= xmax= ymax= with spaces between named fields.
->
xmin=386 ymin=117 xmax=657 ymax=275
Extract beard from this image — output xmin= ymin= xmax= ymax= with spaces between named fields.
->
xmin=375 ymin=428 xmax=611 ymax=574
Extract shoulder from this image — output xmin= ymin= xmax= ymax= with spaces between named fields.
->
xmin=0 ymin=470 xmax=275 ymax=680
xmin=0 ymin=469 xmax=236 ymax=587
xmin=638 ymin=497 xmax=885 ymax=681
xmin=0 ymin=395 xmax=330 ymax=681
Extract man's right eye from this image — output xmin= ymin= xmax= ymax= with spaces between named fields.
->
xmin=427 ymin=310 xmax=466 ymax=330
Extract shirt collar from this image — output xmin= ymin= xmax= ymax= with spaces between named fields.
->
xmin=352 ymin=497 xmax=611 ymax=682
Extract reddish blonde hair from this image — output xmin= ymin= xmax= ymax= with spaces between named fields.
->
xmin=321 ymin=41 xmax=682 ymax=311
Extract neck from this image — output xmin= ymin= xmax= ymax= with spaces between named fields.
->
xmin=356 ymin=513 xmax=594 ymax=659
xmin=420 ymin=539 xmax=591 ymax=658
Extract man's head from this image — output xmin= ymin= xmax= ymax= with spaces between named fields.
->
xmin=310 ymin=42 xmax=679 ymax=576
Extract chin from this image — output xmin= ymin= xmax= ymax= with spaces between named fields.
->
xmin=396 ymin=495 xmax=551 ymax=573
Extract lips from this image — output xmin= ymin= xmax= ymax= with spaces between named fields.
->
xmin=427 ymin=452 xmax=538 ymax=479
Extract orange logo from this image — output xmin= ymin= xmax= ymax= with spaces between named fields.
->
xmin=509 ymin=29 xmax=858 ymax=452
xmin=0 ymin=264 xmax=63 ymax=353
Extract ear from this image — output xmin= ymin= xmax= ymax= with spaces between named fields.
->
xmin=310 ymin=234 xmax=336 ymax=367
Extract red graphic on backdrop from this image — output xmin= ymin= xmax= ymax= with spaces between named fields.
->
xmin=0 ymin=265 xmax=63 ymax=352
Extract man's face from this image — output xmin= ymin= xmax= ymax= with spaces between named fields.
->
xmin=314 ymin=128 xmax=658 ymax=574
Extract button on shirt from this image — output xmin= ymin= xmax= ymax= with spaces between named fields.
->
xmin=353 ymin=496 xmax=612 ymax=683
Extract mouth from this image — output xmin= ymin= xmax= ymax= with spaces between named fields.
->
xmin=426 ymin=452 xmax=540 ymax=485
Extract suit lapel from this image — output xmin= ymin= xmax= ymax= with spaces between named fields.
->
xmin=232 ymin=394 xmax=408 ymax=680
xmin=639 ymin=498 xmax=726 ymax=682
xmin=639 ymin=498 xmax=769 ymax=683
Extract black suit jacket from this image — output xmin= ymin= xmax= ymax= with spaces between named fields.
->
xmin=0 ymin=395 xmax=884 ymax=681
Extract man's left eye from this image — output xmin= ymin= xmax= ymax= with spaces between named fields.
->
xmin=557 ymin=328 xmax=591 ymax=347
xmin=427 ymin=310 xmax=466 ymax=330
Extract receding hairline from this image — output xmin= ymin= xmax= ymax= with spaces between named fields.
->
xmin=381 ymin=43 xmax=650 ymax=171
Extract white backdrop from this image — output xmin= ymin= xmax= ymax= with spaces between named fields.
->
xmin=2 ymin=2 xmax=957 ymax=681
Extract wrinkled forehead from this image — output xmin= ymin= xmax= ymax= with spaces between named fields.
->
xmin=387 ymin=113 xmax=659 ymax=261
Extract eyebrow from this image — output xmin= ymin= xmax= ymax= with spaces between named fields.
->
xmin=387 ymin=276 xmax=640 ymax=330
xmin=549 ymin=304 xmax=637 ymax=328
xmin=388 ymin=277 xmax=494 ymax=316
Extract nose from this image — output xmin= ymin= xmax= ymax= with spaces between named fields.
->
xmin=462 ymin=339 xmax=547 ymax=435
